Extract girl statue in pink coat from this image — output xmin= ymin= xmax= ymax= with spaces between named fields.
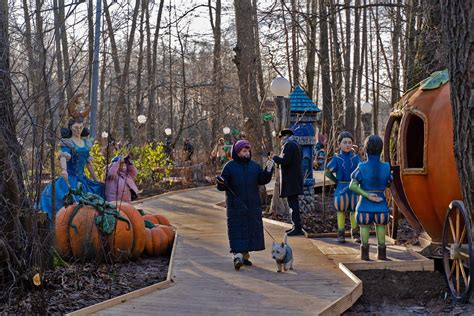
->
xmin=105 ymin=155 xmax=139 ymax=203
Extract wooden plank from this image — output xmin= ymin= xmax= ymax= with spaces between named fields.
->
xmin=319 ymin=263 xmax=362 ymax=316
xmin=303 ymin=229 xmax=376 ymax=239
xmin=262 ymin=217 xmax=293 ymax=229
xmin=344 ymin=259 xmax=434 ymax=271
xmin=166 ymin=230 xmax=178 ymax=281
xmin=67 ymin=280 xmax=171 ymax=316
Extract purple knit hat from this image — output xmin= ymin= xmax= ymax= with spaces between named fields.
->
xmin=233 ymin=140 xmax=251 ymax=155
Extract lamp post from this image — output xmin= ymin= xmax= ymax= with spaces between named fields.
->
xmin=361 ymin=101 xmax=373 ymax=139
xmin=164 ymin=128 xmax=173 ymax=160
xmin=137 ymin=115 xmax=147 ymax=144
xmin=269 ymin=77 xmax=291 ymax=216
xmin=270 ymin=77 xmax=291 ymax=135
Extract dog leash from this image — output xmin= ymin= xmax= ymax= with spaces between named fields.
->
xmin=219 ymin=180 xmax=278 ymax=242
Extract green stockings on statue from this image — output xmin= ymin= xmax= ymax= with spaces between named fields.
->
xmin=360 ymin=225 xmax=386 ymax=246
xmin=360 ymin=225 xmax=370 ymax=245
xmin=350 ymin=212 xmax=357 ymax=230
xmin=337 ymin=212 xmax=358 ymax=231
xmin=337 ymin=212 xmax=345 ymax=231
xmin=376 ymin=225 xmax=386 ymax=246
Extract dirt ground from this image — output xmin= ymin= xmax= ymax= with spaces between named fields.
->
xmin=0 ymin=256 xmax=169 ymax=314
xmin=346 ymin=269 xmax=474 ymax=314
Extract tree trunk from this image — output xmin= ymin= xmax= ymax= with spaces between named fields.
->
xmin=135 ymin=0 xmax=146 ymax=118
xmin=403 ymin=0 xmax=417 ymax=91
xmin=343 ymin=0 xmax=353 ymax=132
xmin=88 ymin=0 xmax=94 ymax=99
xmin=373 ymin=5 xmax=380 ymax=135
xmin=233 ymin=0 xmax=264 ymax=161
xmin=319 ymin=0 xmax=332 ymax=134
xmin=355 ymin=0 xmax=367 ymax=143
xmin=113 ymin=0 xmax=141 ymax=141
xmin=104 ymin=0 xmax=122 ymax=139
xmin=1 ymin=2 xmax=51 ymax=290
xmin=59 ymin=0 xmax=73 ymax=101
xmin=328 ymin=0 xmax=344 ymax=132
xmin=251 ymin=0 xmax=272 ymax=151
xmin=347 ymin=0 xmax=360 ymax=135
xmin=305 ymin=0 xmax=317 ymax=100
xmin=413 ymin=0 xmax=446 ymax=84
xmin=53 ymin=0 xmax=65 ymax=117
xmin=291 ymin=0 xmax=299 ymax=85
xmin=98 ymin=25 xmax=107 ymax=138
xmin=209 ymin=0 xmax=223 ymax=145
xmin=440 ymin=0 xmax=474 ymax=226
xmin=146 ymin=0 xmax=165 ymax=142
xmin=173 ymin=27 xmax=189 ymax=146
xmin=391 ymin=0 xmax=402 ymax=107
xmin=281 ymin=0 xmax=292 ymax=86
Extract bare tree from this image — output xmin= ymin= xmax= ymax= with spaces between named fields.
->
xmin=328 ymin=0 xmax=344 ymax=132
xmin=319 ymin=0 xmax=333 ymax=134
xmin=233 ymin=0 xmax=264 ymax=159
xmin=209 ymin=0 xmax=223 ymax=143
xmin=305 ymin=0 xmax=317 ymax=99
xmin=146 ymin=0 xmax=165 ymax=141
xmin=440 ymin=0 xmax=474 ymax=222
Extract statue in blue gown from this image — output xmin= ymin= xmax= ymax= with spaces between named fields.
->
xmin=39 ymin=95 xmax=104 ymax=220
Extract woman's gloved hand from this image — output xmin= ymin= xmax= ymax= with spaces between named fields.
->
xmin=265 ymin=159 xmax=274 ymax=172
xmin=216 ymin=176 xmax=225 ymax=185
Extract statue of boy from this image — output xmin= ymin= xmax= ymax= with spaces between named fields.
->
xmin=325 ymin=131 xmax=361 ymax=243
xmin=349 ymin=135 xmax=392 ymax=260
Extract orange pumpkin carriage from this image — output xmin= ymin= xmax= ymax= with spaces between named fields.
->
xmin=384 ymin=70 xmax=471 ymax=302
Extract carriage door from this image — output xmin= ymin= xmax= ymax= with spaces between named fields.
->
xmin=401 ymin=111 xmax=427 ymax=173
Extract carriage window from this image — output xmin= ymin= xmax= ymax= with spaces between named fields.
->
xmin=404 ymin=113 xmax=425 ymax=169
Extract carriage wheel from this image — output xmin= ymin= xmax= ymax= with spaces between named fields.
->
xmin=442 ymin=200 xmax=474 ymax=302
xmin=385 ymin=188 xmax=399 ymax=239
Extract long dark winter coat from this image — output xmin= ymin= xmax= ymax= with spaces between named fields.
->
xmin=217 ymin=150 xmax=273 ymax=253
xmin=272 ymin=137 xmax=304 ymax=197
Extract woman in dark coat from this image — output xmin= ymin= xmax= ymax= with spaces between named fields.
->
xmin=217 ymin=140 xmax=274 ymax=270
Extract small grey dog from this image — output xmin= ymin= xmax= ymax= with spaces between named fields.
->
xmin=271 ymin=233 xmax=294 ymax=272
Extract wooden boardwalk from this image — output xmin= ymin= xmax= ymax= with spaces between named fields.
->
xmin=94 ymin=186 xmax=358 ymax=315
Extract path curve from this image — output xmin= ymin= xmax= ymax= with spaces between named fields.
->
xmin=95 ymin=186 xmax=357 ymax=315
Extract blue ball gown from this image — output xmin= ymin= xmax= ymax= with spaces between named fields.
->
xmin=39 ymin=138 xmax=105 ymax=220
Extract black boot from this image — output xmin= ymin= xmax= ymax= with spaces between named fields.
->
xmin=351 ymin=228 xmax=361 ymax=243
xmin=337 ymin=230 xmax=345 ymax=243
xmin=377 ymin=245 xmax=387 ymax=260
xmin=287 ymin=228 xmax=304 ymax=236
xmin=360 ymin=244 xmax=370 ymax=261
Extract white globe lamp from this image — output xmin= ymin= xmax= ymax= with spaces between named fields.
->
xmin=223 ymin=127 xmax=231 ymax=135
xmin=164 ymin=128 xmax=172 ymax=136
xmin=361 ymin=101 xmax=373 ymax=114
xmin=137 ymin=115 xmax=147 ymax=124
xmin=101 ymin=131 xmax=108 ymax=139
xmin=270 ymin=77 xmax=291 ymax=97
